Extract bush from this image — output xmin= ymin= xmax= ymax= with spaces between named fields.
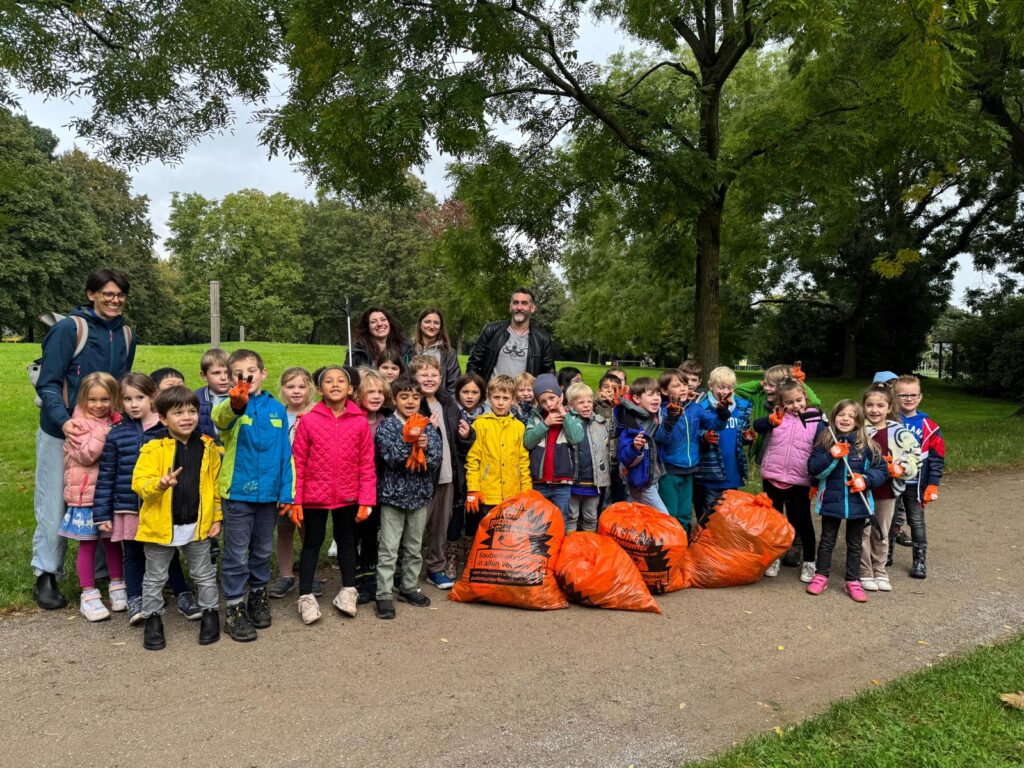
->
xmin=951 ymin=287 xmax=1024 ymax=400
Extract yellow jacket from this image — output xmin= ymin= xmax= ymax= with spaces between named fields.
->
xmin=464 ymin=412 xmax=532 ymax=505
xmin=132 ymin=434 xmax=223 ymax=545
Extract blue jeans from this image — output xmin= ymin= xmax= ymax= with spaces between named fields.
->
xmin=536 ymin=484 xmax=573 ymax=527
xmin=220 ymin=500 xmax=278 ymax=602
xmin=32 ymin=429 xmax=67 ymax=577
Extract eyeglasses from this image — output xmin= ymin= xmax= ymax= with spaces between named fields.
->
xmin=896 ymin=394 xmax=921 ymax=400
xmin=98 ymin=291 xmax=127 ymax=301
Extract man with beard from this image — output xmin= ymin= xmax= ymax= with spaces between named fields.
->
xmin=466 ymin=288 xmax=556 ymax=382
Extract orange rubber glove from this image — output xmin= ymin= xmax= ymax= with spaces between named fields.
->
xmin=922 ymin=484 xmax=939 ymax=505
xmin=808 ymin=486 xmax=819 ymax=502
xmin=612 ymin=384 xmax=629 ymax=406
xmin=883 ymin=453 xmax=905 ymax=479
xmin=229 ymin=373 xmax=251 ymax=413
xmin=791 ymin=361 xmax=806 ymax=382
xmin=355 ymin=505 xmax=373 ymax=522
xmin=829 ymin=442 xmax=850 ymax=459
xmin=742 ymin=428 xmax=756 ymax=442
xmin=666 ymin=400 xmax=683 ymax=418
xmin=702 ymin=429 xmax=719 ymax=446
xmin=279 ymin=503 xmax=303 ymax=527
xmin=465 ymin=493 xmax=480 ymax=513
xmin=402 ymin=413 xmax=429 ymax=443
xmin=846 ymin=473 xmax=867 ymax=493
xmin=769 ymin=407 xmax=785 ymax=427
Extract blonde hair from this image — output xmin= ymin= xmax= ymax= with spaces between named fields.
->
xmin=488 ymin=374 xmax=516 ymax=397
xmin=707 ymin=366 xmax=737 ymax=389
xmin=565 ymin=382 xmax=594 ymax=406
xmin=279 ymin=366 xmax=314 ymax=411
xmin=76 ymin=371 xmax=119 ymax=412
xmin=356 ymin=367 xmax=392 ymax=408
xmin=763 ymin=364 xmax=793 ymax=388
xmin=815 ymin=400 xmax=881 ymax=458
xmin=200 ymin=347 xmax=229 ymax=374
xmin=514 ymin=372 xmax=536 ymax=401
xmin=409 ymin=354 xmax=441 ymax=375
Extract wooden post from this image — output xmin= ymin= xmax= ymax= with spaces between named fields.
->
xmin=239 ymin=325 xmax=246 ymax=343
xmin=210 ymin=281 xmax=221 ymax=348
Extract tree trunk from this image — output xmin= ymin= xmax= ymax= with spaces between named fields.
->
xmin=841 ymin=330 xmax=857 ymax=379
xmin=308 ymin=318 xmax=321 ymax=345
xmin=693 ymin=191 xmax=724 ymax=370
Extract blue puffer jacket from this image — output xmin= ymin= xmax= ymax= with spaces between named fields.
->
xmin=195 ymin=385 xmax=225 ymax=443
xmin=807 ymin=425 xmax=889 ymax=519
xmin=655 ymin=400 xmax=727 ymax=471
xmin=375 ymin=413 xmax=443 ymax=510
xmin=616 ymin=398 xmax=663 ymax=490
xmin=93 ymin=417 xmax=165 ymax=524
xmin=695 ymin=394 xmax=753 ymax=484
xmin=35 ymin=306 xmax=137 ymax=439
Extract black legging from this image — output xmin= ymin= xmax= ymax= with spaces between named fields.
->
xmin=815 ymin=516 xmax=867 ymax=582
xmin=762 ymin=479 xmax=816 ymax=562
xmin=300 ymin=506 xmax=357 ymax=595
xmin=355 ymin=509 xmax=379 ymax=577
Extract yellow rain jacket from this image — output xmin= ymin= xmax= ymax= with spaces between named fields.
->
xmin=464 ymin=412 xmax=532 ymax=505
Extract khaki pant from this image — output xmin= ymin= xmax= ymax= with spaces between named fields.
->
xmin=376 ymin=504 xmax=428 ymax=600
xmin=860 ymin=497 xmax=896 ymax=579
xmin=422 ymin=482 xmax=454 ymax=575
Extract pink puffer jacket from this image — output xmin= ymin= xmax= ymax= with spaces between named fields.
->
xmin=63 ymin=407 xmax=115 ymax=507
xmin=292 ymin=400 xmax=377 ymax=508
xmin=759 ymin=411 xmax=817 ymax=488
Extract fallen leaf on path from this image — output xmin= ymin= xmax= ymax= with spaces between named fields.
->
xmin=1000 ymin=692 xmax=1024 ymax=710
xmin=917 ymin=639 xmax=930 ymax=646
xmin=773 ymin=726 xmax=784 ymax=737
xmin=777 ymin=645 xmax=785 ymax=651
xmin=678 ymin=703 xmax=687 ymax=709
xmin=871 ymin=679 xmax=881 ymax=686
xmin=112 ymin=642 xmax=125 ymax=647
xmin=440 ymin=638 xmax=448 ymax=643
xmin=1005 ymin=625 xmax=1014 ymax=630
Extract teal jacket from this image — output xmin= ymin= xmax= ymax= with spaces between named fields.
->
xmin=213 ymin=391 xmax=295 ymax=504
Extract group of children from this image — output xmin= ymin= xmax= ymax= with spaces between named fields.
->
xmin=57 ymin=348 xmax=946 ymax=650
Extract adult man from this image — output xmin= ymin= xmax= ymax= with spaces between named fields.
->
xmin=466 ymin=288 xmax=555 ymax=381
xmin=32 ymin=268 xmax=137 ymax=609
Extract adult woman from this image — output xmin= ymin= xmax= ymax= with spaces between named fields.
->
xmin=407 ymin=307 xmax=461 ymax=398
xmin=32 ymin=268 xmax=137 ymax=609
xmin=350 ymin=307 xmax=408 ymax=369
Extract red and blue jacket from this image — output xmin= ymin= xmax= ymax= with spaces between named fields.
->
xmin=899 ymin=412 xmax=945 ymax=501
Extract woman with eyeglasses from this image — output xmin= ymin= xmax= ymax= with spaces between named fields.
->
xmin=31 ymin=268 xmax=137 ymax=610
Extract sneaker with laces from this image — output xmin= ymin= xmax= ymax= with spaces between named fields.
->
xmin=247 ymin=587 xmax=273 ymax=629
xmin=176 ymin=590 xmax=202 ymax=620
xmin=79 ymin=589 xmax=111 ymax=622
xmin=426 ymin=571 xmax=454 ymax=590
xmin=800 ymin=562 xmax=816 ymax=583
xmin=860 ymin=577 xmax=878 ymax=591
xmin=268 ymin=576 xmax=295 ymax=599
xmin=845 ymin=580 xmax=868 ymax=602
xmin=806 ymin=574 xmax=828 ymax=596
xmin=397 ymin=588 xmax=431 ymax=607
xmin=764 ymin=559 xmax=781 ymax=578
xmin=108 ymin=580 xmax=128 ymax=612
xmin=297 ymin=594 xmax=322 ymax=625
xmin=875 ymin=576 xmax=893 ymax=592
xmin=225 ymin=602 xmax=258 ymax=642
xmin=127 ymin=596 xmax=145 ymax=626
xmin=896 ymin=530 xmax=913 ymax=547
xmin=332 ymin=586 xmax=358 ymax=617
xmin=375 ymin=598 xmax=396 ymax=619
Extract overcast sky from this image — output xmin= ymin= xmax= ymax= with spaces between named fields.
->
xmin=13 ymin=16 xmax=996 ymax=305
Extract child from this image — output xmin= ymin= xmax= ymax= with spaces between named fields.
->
xmin=806 ymin=400 xmax=888 ymax=602
xmin=557 ymin=366 xmax=583 ymax=401
xmin=736 ymin=363 xmax=822 ymax=461
xmin=290 ymin=365 xmax=376 ymax=624
xmin=892 ymin=374 xmax=944 ymax=579
xmin=410 ymin=355 xmax=475 ymax=590
xmin=655 ymin=368 xmax=728 ymax=534
xmin=374 ymin=376 xmax=442 ymax=619
xmin=616 ymin=377 xmax=668 ymax=513
xmin=132 ymin=386 xmax=222 ymax=650
xmin=512 ymin=372 xmax=536 ymax=426
xmin=752 ymin=378 xmax=824 ymax=581
xmin=196 ymin=348 xmax=231 ymax=441
xmin=861 ymin=384 xmax=920 ymax=592
xmin=464 ymin=375 xmax=531 ymax=544
xmin=151 ymin=367 xmax=186 ymax=391
xmin=269 ymin=366 xmax=316 ymax=599
xmin=376 ymin=348 xmax=406 ymax=385
xmin=57 ymin=372 xmax=122 ymax=621
xmin=607 ymin=367 xmax=627 ymax=387
xmin=94 ymin=373 xmax=199 ymax=625
xmin=679 ymin=359 xmax=704 ymax=395
xmin=694 ymin=366 xmax=755 ymax=519
xmin=525 ymin=373 xmax=584 ymax=523
xmin=566 ymin=382 xmax=610 ymax=532
xmin=212 ymin=349 xmax=296 ymax=642
xmin=353 ymin=368 xmax=391 ymax=603
xmin=596 ymin=373 xmax=626 ymax=506
xmin=455 ymin=373 xmax=486 ymax=424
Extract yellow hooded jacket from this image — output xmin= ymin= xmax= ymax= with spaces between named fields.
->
xmin=132 ymin=434 xmax=223 ymax=545
xmin=464 ymin=412 xmax=532 ymax=505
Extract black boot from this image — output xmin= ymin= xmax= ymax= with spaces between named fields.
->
xmin=143 ymin=614 xmax=166 ymax=651
xmin=34 ymin=573 xmax=67 ymax=610
xmin=225 ymin=603 xmax=257 ymax=642
xmin=782 ymin=544 xmax=801 ymax=568
xmin=909 ymin=545 xmax=927 ymax=579
xmin=886 ymin=530 xmax=896 ymax=567
xmin=199 ymin=608 xmax=220 ymax=645
xmin=355 ymin=573 xmax=375 ymax=605
xmin=247 ymin=587 xmax=272 ymax=629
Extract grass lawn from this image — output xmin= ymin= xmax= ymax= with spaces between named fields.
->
xmin=687 ymin=634 xmax=1024 ymax=767
xmin=1 ymin=341 xmax=1022 ymax=611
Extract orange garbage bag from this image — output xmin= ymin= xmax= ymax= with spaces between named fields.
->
xmin=449 ymin=490 xmax=568 ymax=610
xmin=597 ymin=502 xmax=688 ymax=594
xmin=685 ymin=490 xmax=795 ymax=588
xmin=555 ymin=532 xmax=661 ymax=613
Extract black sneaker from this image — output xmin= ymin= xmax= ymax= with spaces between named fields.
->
xmin=396 ymin=588 xmax=431 ymax=607
xmin=143 ymin=614 xmax=166 ymax=651
xmin=247 ymin=587 xmax=272 ymax=629
xmin=312 ymin=578 xmax=325 ymax=597
xmin=268 ymin=576 xmax=295 ymax=599
xmin=781 ymin=545 xmax=801 ymax=568
xmin=225 ymin=603 xmax=257 ymax=642
xmin=176 ymin=590 xmax=202 ymax=620
xmin=375 ymin=598 xmax=396 ymax=619
xmin=896 ymin=530 xmax=913 ymax=547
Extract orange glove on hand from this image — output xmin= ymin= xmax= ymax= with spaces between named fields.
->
xmin=465 ymin=493 xmax=480 ymax=513
xmin=808 ymin=486 xmax=819 ymax=502
xmin=402 ymin=413 xmax=429 ymax=443
xmin=612 ymin=384 xmax=629 ymax=406
xmin=883 ymin=453 xmax=905 ymax=479
xmin=742 ymin=428 xmax=757 ymax=442
xmin=846 ymin=473 xmax=867 ymax=493
xmin=279 ymin=503 xmax=303 ymax=527
xmin=229 ymin=374 xmax=251 ymax=413
xmin=702 ymin=429 xmax=720 ymax=446
xmin=769 ymin=407 xmax=785 ymax=427
xmin=666 ymin=400 xmax=683 ymax=418
xmin=923 ymin=484 xmax=939 ymax=505
xmin=355 ymin=505 xmax=373 ymax=522
xmin=791 ymin=361 xmax=806 ymax=382
xmin=830 ymin=442 xmax=850 ymax=459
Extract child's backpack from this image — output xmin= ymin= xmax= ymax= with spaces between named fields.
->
xmin=27 ymin=312 xmax=133 ymax=408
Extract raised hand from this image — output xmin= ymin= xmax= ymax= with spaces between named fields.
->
xmin=229 ymin=373 xmax=251 ymax=412
xmin=846 ymin=472 xmax=867 ymax=493
xmin=742 ymin=428 xmax=757 ymax=443
xmin=632 ymin=432 xmax=647 ymax=451
xmin=769 ymin=407 xmax=785 ymax=427
xmin=158 ymin=466 xmax=183 ymax=491
xmin=829 ymin=442 xmax=850 ymax=459
xmin=458 ymin=419 xmax=470 ymax=438
xmin=279 ymin=503 xmax=303 ymax=527
xmin=791 ymin=361 xmax=806 ymax=382
xmin=402 ymin=413 xmax=429 ymax=443
xmin=666 ymin=399 xmax=683 ymax=418
xmin=612 ymin=385 xmax=629 ymax=406
xmin=702 ymin=429 xmax=720 ymax=446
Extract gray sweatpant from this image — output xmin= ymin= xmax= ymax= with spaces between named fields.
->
xmin=143 ymin=539 xmax=219 ymax=617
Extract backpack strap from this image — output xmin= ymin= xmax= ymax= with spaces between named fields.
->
xmin=122 ymin=325 xmax=133 ymax=362
xmin=62 ymin=317 xmax=89 ymax=408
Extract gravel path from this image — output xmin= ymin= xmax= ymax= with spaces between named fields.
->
xmin=1 ymin=470 xmax=1021 ymax=768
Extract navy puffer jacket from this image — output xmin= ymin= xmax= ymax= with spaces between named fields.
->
xmin=93 ymin=417 xmax=164 ymax=523
xmin=807 ymin=425 xmax=888 ymax=520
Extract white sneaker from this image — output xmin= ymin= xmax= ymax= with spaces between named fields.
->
xmin=332 ymin=586 xmax=358 ymax=617
xmin=327 ymin=540 xmax=338 ymax=558
xmin=765 ymin=559 xmax=781 ymax=578
xmin=800 ymin=562 xmax=817 ymax=583
xmin=861 ymin=577 xmax=878 ymax=591
xmin=297 ymin=594 xmax=322 ymax=625
xmin=109 ymin=580 xmax=128 ymax=612
xmin=79 ymin=590 xmax=111 ymax=622
xmin=875 ymin=576 xmax=892 ymax=592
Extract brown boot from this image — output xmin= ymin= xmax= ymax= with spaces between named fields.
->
xmin=443 ymin=541 xmax=459 ymax=581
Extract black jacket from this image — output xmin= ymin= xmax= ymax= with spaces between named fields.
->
xmin=465 ymin=320 xmax=555 ymax=381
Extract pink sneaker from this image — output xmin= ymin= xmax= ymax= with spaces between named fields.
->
xmin=806 ymin=574 xmax=828 ymax=595
xmin=845 ymin=581 xmax=868 ymax=602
